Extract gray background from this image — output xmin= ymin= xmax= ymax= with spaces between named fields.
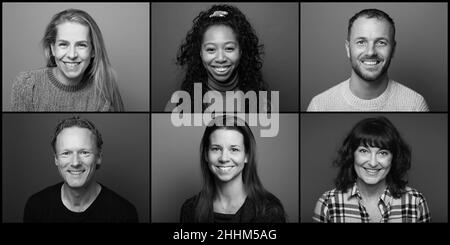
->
xmin=152 ymin=113 xmax=299 ymax=222
xmin=151 ymin=3 xmax=299 ymax=112
xmin=2 ymin=3 xmax=150 ymax=111
xmin=2 ymin=114 xmax=150 ymax=223
xmin=301 ymin=113 xmax=447 ymax=222
xmin=301 ymin=3 xmax=448 ymax=111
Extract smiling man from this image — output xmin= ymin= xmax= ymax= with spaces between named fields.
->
xmin=23 ymin=116 xmax=138 ymax=222
xmin=307 ymin=9 xmax=429 ymax=111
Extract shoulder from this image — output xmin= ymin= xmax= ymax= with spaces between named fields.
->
xmin=308 ymin=80 xmax=347 ymax=111
xmin=25 ymin=182 xmax=61 ymax=206
xmin=13 ymin=68 xmax=49 ymax=86
xmin=389 ymin=80 xmax=429 ymax=110
xmin=181 ymin=194 xmax=199 ymax=213
xmin=402 ymin=186 xmax=427 ymax=203
xmin=251 ymin=192 xmax=286 ymax=223
xmin=180 ymin=194 xmax=199 ymax=223
xmin=99 ymin=184 xmax=137 ymax=213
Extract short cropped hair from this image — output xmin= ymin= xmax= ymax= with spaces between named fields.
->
xmin=51 ymin=116 xmax=103 ymax=154
xmin=347 ymin=8 xmax=396 ymax=41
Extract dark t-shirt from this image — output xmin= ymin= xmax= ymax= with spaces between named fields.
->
xmin=23 ymin=182 xmax=138 ymax=222
xmin=180 ymin=194 xmax=286 ymax=223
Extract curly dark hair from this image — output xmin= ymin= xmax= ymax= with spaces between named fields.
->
xmin=177 ymin=4 xmax=267 ymax=97
xmin=333 ymin=117 xmax=411 ymax=198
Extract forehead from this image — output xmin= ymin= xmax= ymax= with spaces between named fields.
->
xmin=56 ymin=21 xmax=90 ymax=41
xmin=350 ymin=17 xmax=393 ymax=40
xmin=55 ymin=126 xmax=96 ymax=148
xmin=210 ymin=129 xmax=244 ymax=145
xmin=202 ymin=25 xmax=237 ymax=44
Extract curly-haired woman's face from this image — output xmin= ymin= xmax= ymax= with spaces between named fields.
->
xmin=354 ymin=145 xmax=392 ymax=186
xmin=201 ymin=25 xmax=241 ymax=84
xmin=207 ymin=129 xmax=247 ymax=183
xmin=51 ymin=22 xmax=92 ymax=85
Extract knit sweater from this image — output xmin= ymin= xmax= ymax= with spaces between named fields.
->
xmin=10 ymin=67 xmax=110 ymax=111
xmin=307 ymin=79 xmax=429 ymax=111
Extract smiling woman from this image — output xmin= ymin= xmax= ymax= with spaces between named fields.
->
xmin=165 ymin=4 xmax=270 ymax=113
xmin=313 ymin=116 xmax=431 ymax=223
xmin=180 ymin=115 xmax=286 ymax=223
xmin=10 ymin=9 xmax=124 ymax=111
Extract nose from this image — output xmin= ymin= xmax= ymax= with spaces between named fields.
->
xmin=70 ymin=154 xmax=82 ymax=167
xmin=215 ymin=49 xmax=226 ymax=63
xmin=366 ymin=42 xmax=376 ymax=56
xmin=368 ymin=153 xmax=378 ymax=167
xmin=219 ymin=149 xmax=230 ymax=163
xmin=67 ymin=45 xmax=78 ymax=59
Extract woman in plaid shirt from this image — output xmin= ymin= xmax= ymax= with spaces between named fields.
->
xmin=313 ymin=116 xmax=431 ymax=223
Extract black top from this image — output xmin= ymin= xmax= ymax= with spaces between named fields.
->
xmin=180 ymin=194 xmax=286 ymax=223
xmin=23 ymin=182 xmax=138 ymax=223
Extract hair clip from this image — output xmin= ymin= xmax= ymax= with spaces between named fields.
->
xmin=209 ymin=10 xmax=228 ymax=18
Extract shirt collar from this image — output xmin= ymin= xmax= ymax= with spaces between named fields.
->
xmin=349 ymin=182 xmax=394 ymax=207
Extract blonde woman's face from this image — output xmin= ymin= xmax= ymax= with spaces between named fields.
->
xmin=51 ymin=22 xmax=92 ymax=85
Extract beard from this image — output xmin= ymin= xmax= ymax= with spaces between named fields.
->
xmin=350 ymin=53 xmax=392 ymax=82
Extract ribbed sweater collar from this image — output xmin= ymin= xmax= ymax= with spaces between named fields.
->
xmin=206 ymin=75 xmax=239 ymax=92
xmin=47 ymin=68 xmax=89 ymax=92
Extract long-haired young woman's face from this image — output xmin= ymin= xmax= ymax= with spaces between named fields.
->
xmin=51 ymin=21 xmax=92 ymax=85
xmin=201 ymin=25 xmax=241 ymax=84
xmin=207 ymin=128 xmax=247 ymax=183
xmin=354 ymin=145 xmax=392 ymax=186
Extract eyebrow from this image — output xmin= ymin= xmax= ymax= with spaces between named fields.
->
xmin=203 ymin=41 xmax=238 ymax=46
xmin=55 ymin=39 xmax=89 ymax=44
xmin=353 ymin=36 xmax=390 ymax=41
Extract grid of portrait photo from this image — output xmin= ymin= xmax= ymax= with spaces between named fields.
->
xmin=1 ymin=1 xmax=448 ymax=241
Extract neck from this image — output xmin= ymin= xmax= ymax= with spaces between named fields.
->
xmin=215 ymin=175 xmax=246 ymax=204
xmin=61 ymin=181 xmax=100 ymax=212
xmin=54 ymin=67 xmax=82 ymax=86
xmin=356 ymin=179 xmax=387 ymax=202
xmin=207 ymin=74 xmax=239 ymax=93
xmin=349 ymin=72 xmax=389 ymax=99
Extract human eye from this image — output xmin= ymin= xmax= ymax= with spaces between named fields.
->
xmin=205 ymin=47 xmax=216 ymax=53
xmin=357 ymin=147 xmax=368 ymax=153
xmin=77 ymin=43 xmax=88 ymax=48
xmin=59 ymin=151 xmax=71 ymax=158
xmin=80 ymin=150 xmax=91 ymax=156
xmin=376 ymin=40 xmax=387 ymax=47
xmin=210 ymin=146 xmax=220 ymax=152
xmin=231 ymin=147 xmax=240 ymax=152
xmin=225 ymin=46 xmax=235 ymax=52
xmin=378 ymin=150 xmax=391 ymax=156
xmin=58 ymin=42 xmax=68 ymax=48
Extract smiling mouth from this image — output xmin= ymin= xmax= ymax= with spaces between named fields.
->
xmin=212 ymin=66 xmax=231 ymax=74
xmin=215 ymin=166 xmax=235 ymax=173
xmin=63 ymin=61 xmax=81 ymax=69
xmin=361 ymin=59 xmax=382 ymax=66
xmin=68 ymin=170 xmax=85 ymax=176
xmin=363 ymin=167 xmax=381 ymax=175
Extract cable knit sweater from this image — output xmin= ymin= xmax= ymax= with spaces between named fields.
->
xmin=10 ymin=68 xmax=110 ymax=111
xmin=307 ymin=79 xmax=429 ymax=111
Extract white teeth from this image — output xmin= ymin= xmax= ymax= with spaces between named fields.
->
xmin=214 ymin=67 xmax=229 ymax=72
xmin=365 ymin=168 xmax=380 ymax=175
xmin=362 ymin=61 xmax=378 ymax=65
xmin=217 ymin=166 xmax=233 ymax=172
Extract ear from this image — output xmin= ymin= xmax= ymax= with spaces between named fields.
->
xmin=54 ymin=154 xmax=58 ymax=166
xmin=244 ymin=154 xmax=248 ymax=164
xmin=96 ymin=151 xmax=102 ymax=166
xmin=345 ymin=40 xmax=350 ymax=58
xmin=391 ymin=41 xmax=396 ymax=59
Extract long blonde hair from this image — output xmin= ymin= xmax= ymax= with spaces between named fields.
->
xmin=42 ymin=8 xmax=124 ymax=111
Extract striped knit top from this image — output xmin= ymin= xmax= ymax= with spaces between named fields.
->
xmin=307 ymin=79 xmax=429 ymax=111
xmin=10 ymin=67 xmax=110 ymax=111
